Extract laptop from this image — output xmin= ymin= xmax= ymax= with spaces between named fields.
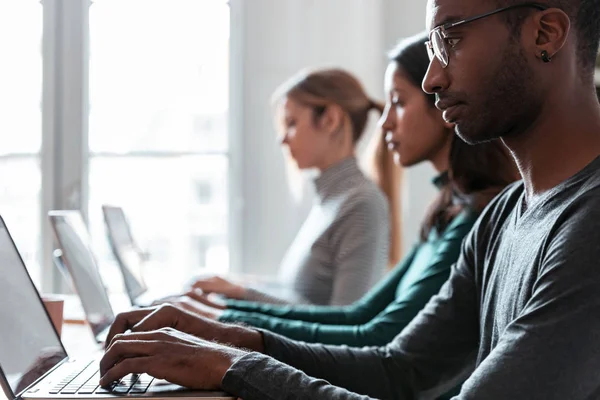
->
xmin=101 ymin=205 xmax=175 ymax=307
xmin=102 ymin=206 xmax=294 ymax=303
xmin=48 ymin=211 xmax=115 ymax=344
xmin=0 ymin=215 xmax=234 ymax=400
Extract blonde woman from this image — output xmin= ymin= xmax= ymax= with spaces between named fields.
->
xmin=192 ymin=69 xmax=394 ymax=306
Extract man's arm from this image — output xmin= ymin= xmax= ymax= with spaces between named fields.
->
xmin=222 ymin=352 xmax=377 ymax=400
xmin=98 ymin=246 xmax=480 ymax=399
xmin=222 ymin=234 xmax=481 ymax=400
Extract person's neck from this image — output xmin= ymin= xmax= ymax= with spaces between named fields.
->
xmin=503 ymin=89 xmax=600 ymax=205
xmin=429 ymin=134 xmax=452 ymax=174
xmin=316 ymin=149 xmax=355 ymax=172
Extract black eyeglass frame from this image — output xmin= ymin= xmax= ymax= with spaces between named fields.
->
xmin=426 ymin=3 xmax=549 ymax=68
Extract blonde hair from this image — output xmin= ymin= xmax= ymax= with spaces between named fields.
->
xmin=273 ymin=68 xmax=402 ymax=266
xmin=272 ymin=68 xmax=380 ymax=143
xmin=364 ymin=130 xmax=403 ymax=267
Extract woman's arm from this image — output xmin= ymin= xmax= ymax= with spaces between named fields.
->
xmin=220 ymin=214 xmax=475 ymax=346
xmin=221 ymin=246 xmax=418 ymax=325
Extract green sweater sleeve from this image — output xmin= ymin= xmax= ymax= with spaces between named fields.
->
xmin=220 ymin=247 xmax=418 ymax=326
xmin=220 ymin=211 xmax=477 ymax=347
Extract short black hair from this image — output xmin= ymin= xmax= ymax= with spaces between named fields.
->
xmin=495 ymin=0 xmax=600 ymax=78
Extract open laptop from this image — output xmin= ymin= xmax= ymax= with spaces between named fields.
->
xmin=102 ymin=206 xmax=291 ymax=304
xmin=0 ymin=215 xmax=234 ymax=400
xmin=48 ymin=210 xmax=115 ymax=344
xmin=101 ymin=205 xmax=174 ymax=307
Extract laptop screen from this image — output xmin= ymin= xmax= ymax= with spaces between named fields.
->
xmin=102 ymin=206 xmax=146 ymax=300
xmin=0 ymin=218 xmax=67 ymax=398
xmin=102 ymin=206 xmax=135 ymax=248
xmin=49 ymin=212 xmax=114 ymax=339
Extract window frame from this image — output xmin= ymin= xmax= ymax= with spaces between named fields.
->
xmin=34 ymin=0 xmax=241 ymax=292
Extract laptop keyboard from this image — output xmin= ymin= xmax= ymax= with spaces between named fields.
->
xmin=49 ymin=360 xmax=154 ymax=395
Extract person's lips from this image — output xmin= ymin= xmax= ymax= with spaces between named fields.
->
xmin=435 ymin=98 xmax=460 ymax=111
xmin=442 ymin=104 xmax=464 ymax=123
xmin=436 ymin=99 xmax=464 ymax=123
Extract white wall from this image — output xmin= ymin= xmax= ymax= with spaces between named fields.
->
xmin=231 ymin=0 xmax=437 ymax=276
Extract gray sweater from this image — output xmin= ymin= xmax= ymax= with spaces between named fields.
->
xmin=243 ymin=157 xmax=389 ymax=306
xmin=222 ymin=155 xmax=600 ymax=399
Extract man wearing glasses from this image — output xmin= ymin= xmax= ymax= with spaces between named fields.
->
xmin=98 ymin=1 xmax=600 ymax=398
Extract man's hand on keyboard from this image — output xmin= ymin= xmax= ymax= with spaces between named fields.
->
xmin=99 ymin=328 xmax=244 ymax=390
xmin=154 ymin=295 xmax=224 ymax=320
xmin=104 ymin=304 xmax=265 ymax=354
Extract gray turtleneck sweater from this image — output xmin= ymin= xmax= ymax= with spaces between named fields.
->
xmin=242 ymin=157 xmax=389 ymax=306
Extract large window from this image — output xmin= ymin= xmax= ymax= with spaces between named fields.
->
xmin=87 ymin=0 xmax=231 ymax=291
xmin=0 ymin=0 xmax=231 ymax=292
xmin=0 ymin=0 xmax=43 ymax=285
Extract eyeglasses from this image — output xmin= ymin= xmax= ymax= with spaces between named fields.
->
xmin=426 ymin=3 xmax=549 ymax=68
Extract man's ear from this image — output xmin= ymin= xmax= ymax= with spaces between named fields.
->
xmin=531 ymin=8 xmax=570 ymax=60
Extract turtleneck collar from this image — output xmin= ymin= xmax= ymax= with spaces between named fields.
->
xmin=314 ymin=157 xmax=361 ymax=200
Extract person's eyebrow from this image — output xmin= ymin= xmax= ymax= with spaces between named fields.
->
xmin=435 ymin=14 xmax=466 ymax=28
